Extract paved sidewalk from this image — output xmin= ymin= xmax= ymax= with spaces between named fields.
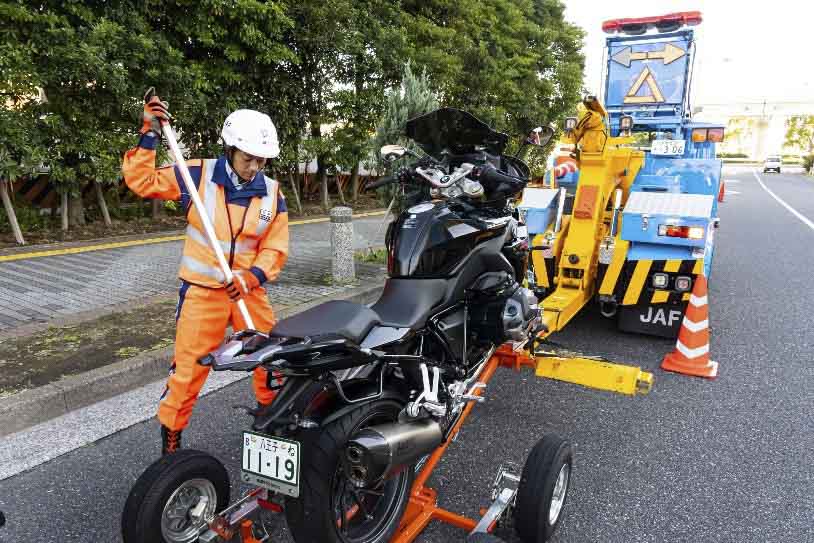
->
xmin=0 ymin=213 xmax=390 ymax=330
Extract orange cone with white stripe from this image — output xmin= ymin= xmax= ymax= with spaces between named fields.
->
xmin=553 ymin=159 xmax=578 ymax=179
xmin=660 ymin=274 xmax=718 ymax=378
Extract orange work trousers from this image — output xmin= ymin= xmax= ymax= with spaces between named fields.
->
xmin=158 ymin=282 xmax=278 ymax=431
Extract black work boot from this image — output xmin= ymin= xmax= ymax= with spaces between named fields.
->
xmin=161 ymin=425 xmax=183 ymax=455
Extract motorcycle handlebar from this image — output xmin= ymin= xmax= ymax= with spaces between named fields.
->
xmin=476 ymin=163 xmax=523 ymax=187
xmin=367 ymin=173 xmax=399 ymax=190
xmin=368 ymin=162 xmax=524 ymax=192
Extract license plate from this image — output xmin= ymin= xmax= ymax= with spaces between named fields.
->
xmin=650 ymin=139 xmax=685 ymax=156
xmin=242 ymin=431 xmax=301 ymax=497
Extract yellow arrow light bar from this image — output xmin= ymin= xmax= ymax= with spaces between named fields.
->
xmin=612 ymin=43 xmax=685 ymax=67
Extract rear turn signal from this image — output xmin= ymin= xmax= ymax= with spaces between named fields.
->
xmin=707 ymin=128 xmax=724 ymax=142
xmin=691 ymin=129 xmax=707 ymax=143
xmin=658 ymin=224 xmax=705 ymax=239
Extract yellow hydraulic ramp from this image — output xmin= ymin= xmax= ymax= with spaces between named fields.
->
xmin=534 ymin=349 xmax=653 ymax=396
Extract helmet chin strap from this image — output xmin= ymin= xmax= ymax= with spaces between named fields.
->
xmin=224 ymin=145 xmax=252 ymax=186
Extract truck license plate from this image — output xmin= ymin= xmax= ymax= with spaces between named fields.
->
xmin=242 ymin=432 xmax=300 ymax=497
xmin=650 ymin=139 xmax=685 ymax=156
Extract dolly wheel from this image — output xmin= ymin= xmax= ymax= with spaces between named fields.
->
xmin=513 ymin=434 xmax=573 ymax=543
xmin=122 ymin=449 xmax=230 ymax=543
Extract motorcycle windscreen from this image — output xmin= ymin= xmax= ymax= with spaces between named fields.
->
xmin=405 ymin=107 xmax=509 ymax=159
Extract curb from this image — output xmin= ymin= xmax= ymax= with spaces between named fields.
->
xmin=0 ymin=280 xmax=385 ymax=437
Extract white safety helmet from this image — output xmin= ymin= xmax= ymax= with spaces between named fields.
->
xmin=221 ymin=109 xmax=280 ymax=159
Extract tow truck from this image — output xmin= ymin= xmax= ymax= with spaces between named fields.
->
xmin=521 ymin=11 xmax=724 ymax=343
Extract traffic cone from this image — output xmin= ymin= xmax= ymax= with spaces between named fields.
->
xmin=660 ymin=274 xmax=718 ymax=379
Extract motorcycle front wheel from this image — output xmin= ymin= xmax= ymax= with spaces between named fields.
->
xmin=285 ymin=399 xmax=414 ymax=543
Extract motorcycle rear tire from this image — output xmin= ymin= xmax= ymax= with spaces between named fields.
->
xmin=285 ymin=399 xmax=415 ymax=543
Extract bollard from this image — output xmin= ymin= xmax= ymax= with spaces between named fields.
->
xmin=330 ymin=206 xmax=355 ymax=283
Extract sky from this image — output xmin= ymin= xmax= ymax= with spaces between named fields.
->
xmin=563 ymin=1 xmax=813 ymax=106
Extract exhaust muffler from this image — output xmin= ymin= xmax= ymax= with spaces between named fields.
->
xmin=342 ymin=419 xmax=443 ymax=487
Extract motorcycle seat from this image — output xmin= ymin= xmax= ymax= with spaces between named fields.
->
xmin=270 ymin=300 xmax=380 ymax=344
xmin=371 ymin=278 xmax=448 ymax=329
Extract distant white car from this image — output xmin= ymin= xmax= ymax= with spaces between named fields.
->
xmin=763 ymin=155 xmax=782 ymax=173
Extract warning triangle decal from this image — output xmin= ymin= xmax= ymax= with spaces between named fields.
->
xmin=624 ymin=66 xmax=665 ymax=104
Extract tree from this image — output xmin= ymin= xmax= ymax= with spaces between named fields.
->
xmin=371 ymin=62 xmax=439 ymax=209
xmin=0 ymin=0 xmax=587 ymax=238
xmin=1 ymin=0 xmax=295 ymax=230
xmin=331 ymin=0 xmax=406 ymax=202
xmin=0 ymin=103 xmax=41 ymax=244
xmin=277 ymin=0 xmax=356 ymax=210
xmin=402 ymin=0 xmax=584 ymax=157
xmin=373 ymin=62 xmax=439 ymax=153
xmin=785 ymin=116 xmax=814 ymax=154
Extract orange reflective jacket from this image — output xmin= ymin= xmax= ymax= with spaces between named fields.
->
xmin=122 ymin=134 xmax=289 ymax=288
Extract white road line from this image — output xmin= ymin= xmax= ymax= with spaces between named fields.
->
xmin=752 ymin=171 xmax=814 ymax=232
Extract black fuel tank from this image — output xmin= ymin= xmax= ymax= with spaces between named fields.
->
xmin=386 ymin=201 xmax=505 ymax=278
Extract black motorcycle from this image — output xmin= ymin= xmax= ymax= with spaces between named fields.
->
xmin=122 ymin=108 xmax=572 ymax=543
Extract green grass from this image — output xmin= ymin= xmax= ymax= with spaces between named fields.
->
xmin=355 ymin=247 xmax=387 ymax=264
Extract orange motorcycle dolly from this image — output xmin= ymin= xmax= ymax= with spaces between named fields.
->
xmin=192 ymin=345 xmax=570 ymax=543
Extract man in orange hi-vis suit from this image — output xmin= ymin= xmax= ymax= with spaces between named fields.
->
xmin=122 ymin=93 xmax=289 ymax=455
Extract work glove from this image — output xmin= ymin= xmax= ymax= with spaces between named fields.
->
xmin=141 ymin=89 xmax=171 ymax=135
xmin=225 ymin=270 xmax=260 ymax=302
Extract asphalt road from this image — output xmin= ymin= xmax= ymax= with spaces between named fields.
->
xmin=1 ymin=169 xmax=812 ymax=543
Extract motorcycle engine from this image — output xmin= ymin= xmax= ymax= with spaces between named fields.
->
xmin=468 ymin=271 xmax=540 ymax=344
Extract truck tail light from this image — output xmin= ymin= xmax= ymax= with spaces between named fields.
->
xmin=707 ymin=128 xmax=724 ymax=142
xmin=674 ymin=276 xmax=692 ymax=292
xmin=658 ymin=224 xmax=705 ymax=239
xmin=691 ymin=129 xmax=707 ymax=143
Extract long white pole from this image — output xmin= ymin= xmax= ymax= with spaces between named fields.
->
xmin=554 ymin=187 xmax=566 ymax=233
xmin=160 ymin=122 xmax=255 ymax=329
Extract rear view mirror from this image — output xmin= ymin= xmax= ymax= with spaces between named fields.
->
xmin=380 ymin=145 xmax=407 ymax=162
xmin=527 ymin=126 xmax=555 ymax=148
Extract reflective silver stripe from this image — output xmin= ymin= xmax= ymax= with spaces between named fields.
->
xmin=181 ymin=255 xmax=225 ymax=283
xmin=202 ymin=158 xmax=219 ymax=225
xmin=186 ymin=224 xmax=233 ymax=254
xmin=187 ymin=224 xmax=258 ymax=255
xmin=256 ymin=177 xmax=278 ymax=237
